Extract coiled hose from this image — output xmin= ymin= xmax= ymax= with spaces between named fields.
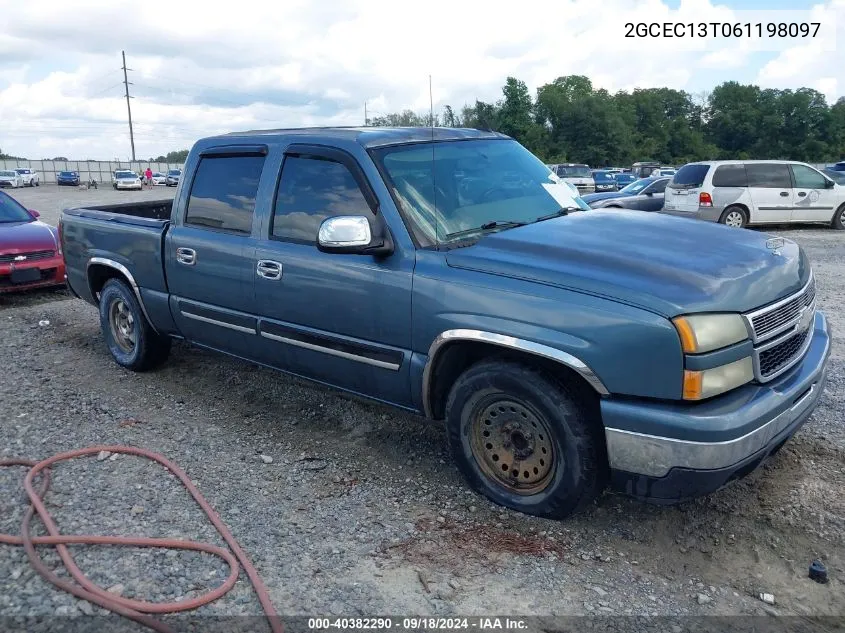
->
xmin=1 ymin=445 xmax=283 ymax=633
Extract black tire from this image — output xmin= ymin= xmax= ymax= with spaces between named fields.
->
xmin=831 ymin=204 xmax=845 ymax=230
xmin=719 ymin=205 xmax=748 ymax=228
xmin=445 ymin=359 xmax=606 ymax=519
xmin=98 ymin=278 xmax=171 ymax=371
xmin=35 ymin=180 xmax=39 ymax=187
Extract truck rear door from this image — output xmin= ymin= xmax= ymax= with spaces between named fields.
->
xmin=164 ymin=145 xmax=269 ymax=354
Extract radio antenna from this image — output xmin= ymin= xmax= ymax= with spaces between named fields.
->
xmin=430 ymin=74 xmax=439 ymax=248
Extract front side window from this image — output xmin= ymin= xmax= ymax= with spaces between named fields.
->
xmin=185 ymin=155 xmax=265 ymax=234
xmin=373 ymin=139 xmax=587 ymax=247
xmin=790 ymin=164 xmax=827 ymax=189
xmin=272 ymin=155 xmax=375 ymax=243
xmin=746 ymin=163 xmax=792 ymax=189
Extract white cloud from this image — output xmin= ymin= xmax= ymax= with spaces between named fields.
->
xmin=0 ymin=0 xmax=842 ymax=160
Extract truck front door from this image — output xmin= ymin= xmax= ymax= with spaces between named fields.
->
xmin=251 ymin=144 xmax=415 ymax=408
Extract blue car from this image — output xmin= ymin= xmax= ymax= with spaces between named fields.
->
xmin=613 ymin=173 xmax=636 ymax=187
xmin=57 ymin=171 xmax=80 ymax=186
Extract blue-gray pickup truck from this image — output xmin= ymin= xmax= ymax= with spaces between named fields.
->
xmin=59 ymin=127 xmax=831 ymax=519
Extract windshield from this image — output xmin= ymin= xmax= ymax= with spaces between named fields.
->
xmin=556 ymin=165 xmax=591 ymax=178
xmin=620 ymin=178 xmax=655 ymax=194
xmin=168 ymin=169 xmax=181 ymax=176
xmin=16 ymin=169 xmax=31 ymax=174
xmin=0 ymin=171 xmax=17 ymax=177
xmin=0 ymin=191 xmax=33 ymax=223
xmin=374 ymin=139 xmax=589 ymax=247
xmin=59 ymin=171 xmax=77 ymax=176
xmin=593 ymin=171 xmax=614 ymax=183
xmin=115 ymin=171 xmax=135 ymax=178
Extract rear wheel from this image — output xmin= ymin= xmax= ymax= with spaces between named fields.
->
xmin=445 ymin=359 xmax=606 ymax=519
xmin=719 ymin=205 xmax=748 ymax=228
xmin=99 ymin=278 xmax=171 ymax=371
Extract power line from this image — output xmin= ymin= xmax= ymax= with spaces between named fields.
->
xmin=122 ymin=50 xmax=136 ymax=161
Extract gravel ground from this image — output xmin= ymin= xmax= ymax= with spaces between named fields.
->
xmin=1 ymin=186 xmax=844 ymax=630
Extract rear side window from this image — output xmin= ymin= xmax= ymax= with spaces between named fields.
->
xmin=272 ymin=155 xmax=375 ymax=244
xmin=746 ymin=163 xmax=792 ymax=189
xmin=185 ymin=155 xmax=265 ymax=234
xmin=712 ymin=164 xmax=748 ymax=187
xmin=671 ymin=164 xmax=710 ymax=187
xmin=790 ymin=164 xmax=827 ymax=189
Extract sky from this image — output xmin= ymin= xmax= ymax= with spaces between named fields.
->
xmin=0 ymin=0 xmax=842 ymax=161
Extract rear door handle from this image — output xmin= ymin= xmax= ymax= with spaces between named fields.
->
xmin=780 ymin=191 xmax=790 ymax=197
xmin=176 ymin=247 xmax=196 ymax=266
xmin=257 ymin=260 xmax=283 ymax=280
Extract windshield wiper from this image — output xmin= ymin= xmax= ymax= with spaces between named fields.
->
xmin=533 ymin=207 xmax=582 ymax=223
xmin=444 ymin=220 xmax=527 ymax=240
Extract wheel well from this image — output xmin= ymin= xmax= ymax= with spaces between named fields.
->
xmin=87 ymin=264 xmax=130 ymax=301
xmin=427 ymin=341 xmax=602 ymax=422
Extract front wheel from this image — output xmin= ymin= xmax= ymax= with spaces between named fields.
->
xmin=831 ymin=204 xmax=845 ymax=230
xmin=445 ymin=359 xmax=606 ymax=519
xmin=98 ymin=278 xmax=171 ymax=371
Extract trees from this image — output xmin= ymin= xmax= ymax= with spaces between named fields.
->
xmin=370 ymin=77 xmax=842 ymax=165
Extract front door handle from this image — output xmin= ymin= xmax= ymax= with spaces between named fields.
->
xmin=797 ymin=191 xmax=807 ymax=197
xmin=780 ymin=191 xmax=790 ymax=197
xmin=176 ymin=247 xmax=196 ymax=266
xmin=257 ymin=260 xmax=283 ymax=280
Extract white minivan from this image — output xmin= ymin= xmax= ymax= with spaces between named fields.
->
xmin=662 ymin=160 xmax=845 ymax=229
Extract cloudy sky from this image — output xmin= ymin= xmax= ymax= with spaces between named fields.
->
xmin=1 ymin=0 xmax=842 ymax=161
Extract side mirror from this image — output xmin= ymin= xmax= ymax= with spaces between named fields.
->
xmin=644 ymin=192 xmax=654 ymax=197
xmin=317 ymin=216 xmax=394 ymax=256
xmin=29 ymin=209 xmax=40 ymax=218
xmin=826 ymin=179 xmax=835 ymax=189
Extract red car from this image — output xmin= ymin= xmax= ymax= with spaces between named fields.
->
xmin=0 ymin=190 xmax=65 ymax=293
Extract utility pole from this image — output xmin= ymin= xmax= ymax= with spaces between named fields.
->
xmin=121 ymin=50 xmax=136 ymax=161
xmin=364 ymin=101 xmax=368 ymax=126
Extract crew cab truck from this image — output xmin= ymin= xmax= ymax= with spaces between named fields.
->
xmin=60 ymin=127 xmax=831 ymax=519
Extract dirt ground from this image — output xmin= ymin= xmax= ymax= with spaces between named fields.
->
xmin=1 ymin=185 xmax=843 ymax=628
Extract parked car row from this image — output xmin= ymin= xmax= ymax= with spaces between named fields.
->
xmin=0 ymin=168 xmax=41 ymax=188
xmin=579 ymin=159 xmax=845 ymax=229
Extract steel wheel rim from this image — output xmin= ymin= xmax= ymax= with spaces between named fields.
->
xmin=725 ymin=211 xmax=743 ymax=227
xmin=470 ymin=398 xmax=556 ymax=496
xmin=108 ymin=299 xmax=136 ymax=354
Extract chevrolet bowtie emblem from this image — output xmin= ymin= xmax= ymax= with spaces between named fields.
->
xmin=765 ymin=237 xmax=784 ymax=256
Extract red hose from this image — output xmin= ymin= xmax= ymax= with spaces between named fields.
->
xmin=1 ymin=445 xmax=283 ymax=633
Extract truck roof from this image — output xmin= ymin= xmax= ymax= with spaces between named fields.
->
xmin=214 ymin=126 xmax=510 ymax=149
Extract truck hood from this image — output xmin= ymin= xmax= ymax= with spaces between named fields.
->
xmin=444 ymin=210 xmax=810 ymax=317
xmin=0 ymin=220 xmax=57 ymax=253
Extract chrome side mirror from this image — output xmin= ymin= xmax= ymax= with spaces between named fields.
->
xmin=317 ymin=215 xmax=394 ymax=256
xmin=318 ymin=216 xmax=372 ymax=248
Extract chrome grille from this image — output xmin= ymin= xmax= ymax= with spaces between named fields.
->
xmin=746 ymin=274 xmax=815 ymax=343
xmin=0 ymin=249 xmax=56 ymax=264
xmin=758 ymin=329 xmax=810 ymax=378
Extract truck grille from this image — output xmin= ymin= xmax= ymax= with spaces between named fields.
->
xmin=758 ymin=329 xmax=810 ymax=379
xmin=0 ymin=250 xmax=56 ymax=264
xmin=744 ymin=273 xmax=816 ymax=382
xmin=748 ymin=275 xmax=815 ymax=342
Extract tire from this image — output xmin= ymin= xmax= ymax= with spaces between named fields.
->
xmin=831 ymin=204 xmax=845 ymax=230
xmin=445 ymin=359 xmax=606 ymax=519
xmin=98 ymin=278 xmax=171 ymax=371
xmin=719 ymin=205 xmax=748 ymax=228
xmin=35 ymin=180 xmax=39 ymax=187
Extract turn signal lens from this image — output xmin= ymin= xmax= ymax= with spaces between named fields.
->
xmin=683 ymin=357 xmax=754 ymax=400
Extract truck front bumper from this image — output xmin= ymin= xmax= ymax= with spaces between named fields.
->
xmin=602 ymin=311 xmax=831 ymax=503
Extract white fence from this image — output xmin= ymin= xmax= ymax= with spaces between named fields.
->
xmin=0 ymin=159 xmax=185 ymax=185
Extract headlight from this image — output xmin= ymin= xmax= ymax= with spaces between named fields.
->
xmin=672 ymin=313 xmax=749 ymax=353
xmin=683 ymin=357 xmax=754 ymax=400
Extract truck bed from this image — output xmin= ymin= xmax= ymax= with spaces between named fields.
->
xmin=61 ymin=200 xmax=174 ymax=306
